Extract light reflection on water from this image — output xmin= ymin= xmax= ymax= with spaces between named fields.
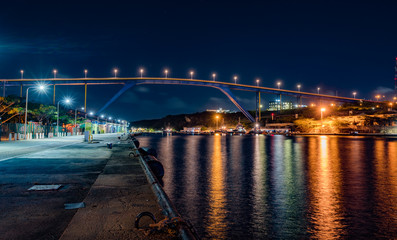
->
xmin=137 ymin=135 xmax=397 ymax=239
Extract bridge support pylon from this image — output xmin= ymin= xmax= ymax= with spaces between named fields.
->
xmin=97 ymin=82 xmax=136 ymax=114
xmin=217 ymin=86 xmax=256 ymax=123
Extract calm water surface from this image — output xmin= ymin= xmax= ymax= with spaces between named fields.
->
xmin=137 ymin=135 xmax=397 ymax=239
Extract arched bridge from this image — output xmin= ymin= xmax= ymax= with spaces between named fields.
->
xmin=2 ymin=77 xmax=365 ymax=123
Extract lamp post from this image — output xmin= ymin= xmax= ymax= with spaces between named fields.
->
xmin=277 ymin=82 xmax=281 ymax=89
xmin=234 ymin=76 xmax=237 ymax=84
xmin=20 ymin=70 xmax=24 ymax=79
xmin=140 ymin=68 xmax=144 ymax=78
xmin=114 ymin=68 xmax=118 ymax=78
xmin=297 ymin=84 xmax=301 ymax=92
xmin=24 ymin=84 xmax=46 ymax=139
xmin=353 ymin=91 xmax=357 ymax=99
xmin=53 ymin=69 xmax=57 ymax=79
xmin=165 ymin=69 xmax=168 ymax=78
xmin=375 ymin=95 xmax=380 ymax=101
xmin=212 ymin=73 xmax=216 ymax=81
xmin=84 ymin=69 xmax=88 ymax=78
xmin=57 ymin=98 xmax=71 ymax=137
xmin=190 ymin=71 xmax=194 ymax=79
xmin=320 ymin=107 xmax=326 ymax=124
xmin=256 ymin=79 xmax=259 ymax=87
xmin=317 ymin=87 xmax=320 ymax=94
xmin=74 ymin=107 xmax=82 ymax=135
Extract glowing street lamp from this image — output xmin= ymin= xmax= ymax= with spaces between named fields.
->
xmin=256 ymin=79 xmax=260 ymax=87
xmin=234 ymin=76 xmax=237 ymax=84
xmin=20 ymin=70 xmax=24 ymax=79
xmin=164 ymin=69 xmax=169 ymax=78
xmin=212 ymin=73 xmax=216 ymax=81
xmin=277 ymin=81 xmax=281 ymax=89
xmin=53 ymin=69 xmax=57 ymax=79
xmin=190 ymin=71 xmax=194 ymax=79
xmin=84 ymin=69 xmax=88 ymax=78
xmin=114 ymin=68 xmax=118 ymax=78
xmin=353 ymin=91 xmax=357 ymax=99
xmin=317 ymin=87 xmax=320 ymax=94
xmin=375 ymin=95 xmax=380 ymax=101
xmin=320 ymin=107 xmax=326 ymax=122
xmin=140 ymin=68 xmax=144 ymax=78
xmin=297 ymin=84 xmax=301 ymax=92
xmin=24 ymin=84 xmax=46 ymax=139
xmin=56 ymin=98 xmax=71 ymax=137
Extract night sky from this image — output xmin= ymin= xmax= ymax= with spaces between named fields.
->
xmin=1 ymin=1 xmax=397 ymax=121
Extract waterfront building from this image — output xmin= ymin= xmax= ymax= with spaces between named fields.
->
xmin=267 ymin=100 xmax=293 ymax=111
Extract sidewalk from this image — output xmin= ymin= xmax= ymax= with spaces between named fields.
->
xmin=60 ymin=141 xmax=170 ymax=240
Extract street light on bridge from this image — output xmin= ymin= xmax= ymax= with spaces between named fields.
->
xmin=84 ymin=69 xmax=88 ymax=78
xmin=234 ymin=76 xmax=237 ymax=84
xmin=277 ymin=81 xmax=281 ymax=89
xmin=256 ymin=79 xmax=260 ymax=87
xmin=190 ymin=71 xmax=194 ymax=79
xmin=212 ymin=73 xmax=216 ymax=81
xmin=317 ymin=87 xmax=320 ymax=94
xmin=375 ymin=95 xmax=380 ymax=101
xmin=114 ymin=68 xmax=118 ymax=78
xmin=140 ymin=68 xmax=144 ymax=78
xmin=164 ymin=69 xmax=169 ymax=78
xmin=20 ymin=70 xmax=24 ymax=79
xmin=24 ymin=84 xmax=46 ymax=139
xmin=53 ymin=69 xmax=57 ymax=79
xmin=297 ymin=84 xmax=301 ymax=92
xmin=353 ymin=91 xmax=357 ymax=99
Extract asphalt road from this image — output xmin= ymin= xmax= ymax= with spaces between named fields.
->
xmin=0 ymin=134 xmax=169 ymax=240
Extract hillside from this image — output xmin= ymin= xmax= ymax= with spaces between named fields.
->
xmin=130 ymin=111 xmax=251 ymax=130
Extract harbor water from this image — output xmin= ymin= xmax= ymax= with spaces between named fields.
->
xmin=137 ymin=134 xmax=397 ymax=239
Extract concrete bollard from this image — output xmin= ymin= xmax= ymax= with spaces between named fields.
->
xmin=9 ymin=133 xmax=12 ymax=141
xmin=35 ymin=133 xmax=38 ymax=139
xmin=14 ymin=133 xmax=17 ymax=141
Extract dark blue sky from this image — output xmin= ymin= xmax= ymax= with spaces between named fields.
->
xmin=1 ymin=0 xmax=396 ymax=121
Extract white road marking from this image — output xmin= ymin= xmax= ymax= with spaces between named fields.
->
xmin=0 ymin=142 xmax=81 ymax=162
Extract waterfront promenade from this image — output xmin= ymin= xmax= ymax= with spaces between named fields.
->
xmin=0 ymin=134 xmax=169 ymax=239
